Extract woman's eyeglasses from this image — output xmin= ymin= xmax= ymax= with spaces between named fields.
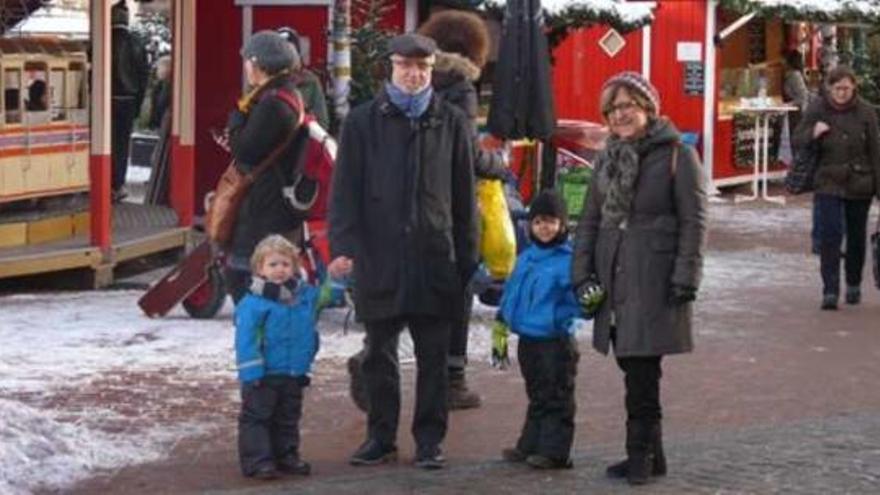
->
xmin=603 ymin=100 xmax=640 ymax=117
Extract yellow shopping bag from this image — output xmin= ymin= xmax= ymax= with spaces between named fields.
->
xmin=477 ymin=179 xmax=516 ymax=279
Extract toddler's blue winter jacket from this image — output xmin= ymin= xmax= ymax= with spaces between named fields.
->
xmin=498 ymin=242 xmax=583 ymax=339
xmin=235 ymin=281 xmax=319 ymax=383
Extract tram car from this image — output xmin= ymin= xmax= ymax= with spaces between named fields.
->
xmin=0 ymin=37 xmax=89 ymax=207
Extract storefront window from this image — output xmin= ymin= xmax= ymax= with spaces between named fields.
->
xmin=4 ymin=68 xmax=21 ymax=124
xmin=50 ymin=69 xmax=66 ymax=121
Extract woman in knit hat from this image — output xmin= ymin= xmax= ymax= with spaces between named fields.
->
xmin=221 ymin=30 xmax=306 ymax=304
xmin=571 ymin=71 xmax=708 ymax=484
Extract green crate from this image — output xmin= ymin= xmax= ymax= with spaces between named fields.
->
xmin=558 ymin=166 xmax=592 ymax=218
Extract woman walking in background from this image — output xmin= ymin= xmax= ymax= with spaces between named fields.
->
xmin=793 ymin=65 xmax=880 ymax=310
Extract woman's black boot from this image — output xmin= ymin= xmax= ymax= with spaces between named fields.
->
xmin=626 ymin=420 xmax=654 ymax=485
xmin=606 ymin=422 xmax=666 ymax=478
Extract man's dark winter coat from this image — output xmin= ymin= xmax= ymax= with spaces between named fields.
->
xmin=329 ymin=90 xmax=479 ymax=321
xmin=792 ymin=95 xmax=880 ymax=200
xmin=487 ymin=0 xmax=556 ymax=140
xmin=229 ymin=77 xmax=306 ymax=259
xmin=433 ymin=51 xmax=508 ymax=180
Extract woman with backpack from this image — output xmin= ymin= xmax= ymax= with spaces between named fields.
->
xmin=222 ymin=31 xmax=306 ymax=303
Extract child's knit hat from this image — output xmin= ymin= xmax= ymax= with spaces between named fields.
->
xmin=528 ymin=190 xmax=568 ymax=225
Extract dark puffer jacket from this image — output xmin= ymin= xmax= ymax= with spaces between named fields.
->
xmin=433 ymin=51 xmax=509 ymax=180
xmin=228 ymin=77 xmax=306 ymax=259
xmin=793 ymin=94 xmax=880 ymax=199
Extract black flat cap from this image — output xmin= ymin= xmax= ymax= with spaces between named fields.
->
xmin=388 ymin=33 xmax=437 ymax=58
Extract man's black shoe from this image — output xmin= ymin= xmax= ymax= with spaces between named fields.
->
xmin=525 ymin=454 xmax=573 ymax=470
xmin=414 ymin=445 xmax=446 ymax=469
xmin=349 ymin=439 xmax=397 ymax=466
xmin=277 ymin=458 xmax=311 ymax=476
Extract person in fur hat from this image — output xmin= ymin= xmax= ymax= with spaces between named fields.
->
xmin=419 ymin=9 xmax=512 ymax=410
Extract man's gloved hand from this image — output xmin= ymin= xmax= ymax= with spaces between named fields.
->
xmin=491 ymin=321 xmax=510 ymax=369
xmin=576 ymin=275 xmax=606 ymax=317
xmin=669 ymin=284 xmax=697 ymax=305
xmin=226 ymin=109 xmax=246 ymax=133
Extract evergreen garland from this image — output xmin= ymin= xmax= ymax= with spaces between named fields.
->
xmin=719 ymin=0 xmax=880 ymax=24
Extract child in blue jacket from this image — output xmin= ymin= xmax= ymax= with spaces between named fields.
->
xmin=493 ymin=190 xmax=583 ymax=470
xmin=235 ymin=234 xmax=332 ymax=480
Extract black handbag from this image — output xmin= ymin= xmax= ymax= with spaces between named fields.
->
xmin=872 ymin=217 xmax=880 ymax=290
xmin=784 ymin=139 xmax=820 ymax=194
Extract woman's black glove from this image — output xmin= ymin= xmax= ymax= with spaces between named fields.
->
xmin=669 ymin=284 xmax=697 ymax=304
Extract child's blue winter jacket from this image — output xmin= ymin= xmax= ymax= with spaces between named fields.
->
xmin=498 ymin=242 xmax=582 ymax=339
xmin=235 ymin=280 xmax=319 ymax=383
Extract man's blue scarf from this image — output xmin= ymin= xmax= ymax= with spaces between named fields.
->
xmin=385 ymin=82 xmax=433 ymax=119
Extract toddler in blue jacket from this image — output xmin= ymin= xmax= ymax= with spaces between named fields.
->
xmin=235 ymin=234 xmax=331 ymax=480
xmin=493 ymin=190 xmax=583 ymax=470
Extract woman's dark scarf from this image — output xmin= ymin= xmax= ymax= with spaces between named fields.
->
xmin=595 ymin=117 xmax=680 ymax=228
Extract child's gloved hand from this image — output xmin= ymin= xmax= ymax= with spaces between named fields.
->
xmin=577 ymin=274 xmax=606 ymax=317
xmin=491 ymin=321 xmax=510 ymax=369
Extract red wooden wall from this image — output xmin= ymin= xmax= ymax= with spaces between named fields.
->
xmin=648 ymin=0 xmax=707 ymax=137
xmin=195 ymin=0 xmax=243 ymax=212
xmin=552 ymin=26 xmax=642 ymax=122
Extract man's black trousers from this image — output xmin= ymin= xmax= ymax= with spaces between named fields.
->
xmin=362 ymin=316 xmax=451 ymax=450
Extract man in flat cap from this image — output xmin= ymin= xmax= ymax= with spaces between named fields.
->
xmin=327 ymin=33 xmax=478 ymax=469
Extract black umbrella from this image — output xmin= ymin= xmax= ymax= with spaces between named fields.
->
xmin=487 ymin=0 xmax=556 ymax=141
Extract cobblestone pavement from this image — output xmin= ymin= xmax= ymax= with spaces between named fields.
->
xmin=68 ymin=195 xmax=880 ymax=494
xmin=205 ymin=414 xmax=880 ymax=495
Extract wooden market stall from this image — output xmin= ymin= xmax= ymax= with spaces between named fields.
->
xmin=552 ymin=0 xmax=880 ymax=189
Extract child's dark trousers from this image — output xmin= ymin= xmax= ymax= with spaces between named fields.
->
xmin=515 ymin=335 xmax=579 ymax=462
xmin=238 ymin=375 xmax=307 ymax=476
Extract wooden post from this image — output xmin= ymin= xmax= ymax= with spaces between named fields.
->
xmin=170 ymin=0 xmax=195 ymax=226
xmin=90 ymin=0 xmax=112 ymax=249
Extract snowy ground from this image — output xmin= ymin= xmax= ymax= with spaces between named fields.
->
xmin=0 ymin=197 xmax=873 ymax=494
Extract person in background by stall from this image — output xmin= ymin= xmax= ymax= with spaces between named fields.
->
xmin=571 ymin=72 xmax=707 ymax=485
xmin=793 ymin=65 xmax=880 ymax=310
xmin=111 ymin=0 xmax=149 ymax=202
xmin=148 ymin=55 xmax=172 ymax=130
xmin=277 ymin=27 xmax=330 ymax=130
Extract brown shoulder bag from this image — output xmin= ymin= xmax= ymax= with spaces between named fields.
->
xmin=205 ymin=91 xmax=304 ymax=247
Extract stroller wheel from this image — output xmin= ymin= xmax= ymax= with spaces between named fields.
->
xmin=182 ymin=266 xmax=227 ymax=319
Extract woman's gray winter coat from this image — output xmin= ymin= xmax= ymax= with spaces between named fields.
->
xmin=571 ymin=119 xmax=707 ymax=357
